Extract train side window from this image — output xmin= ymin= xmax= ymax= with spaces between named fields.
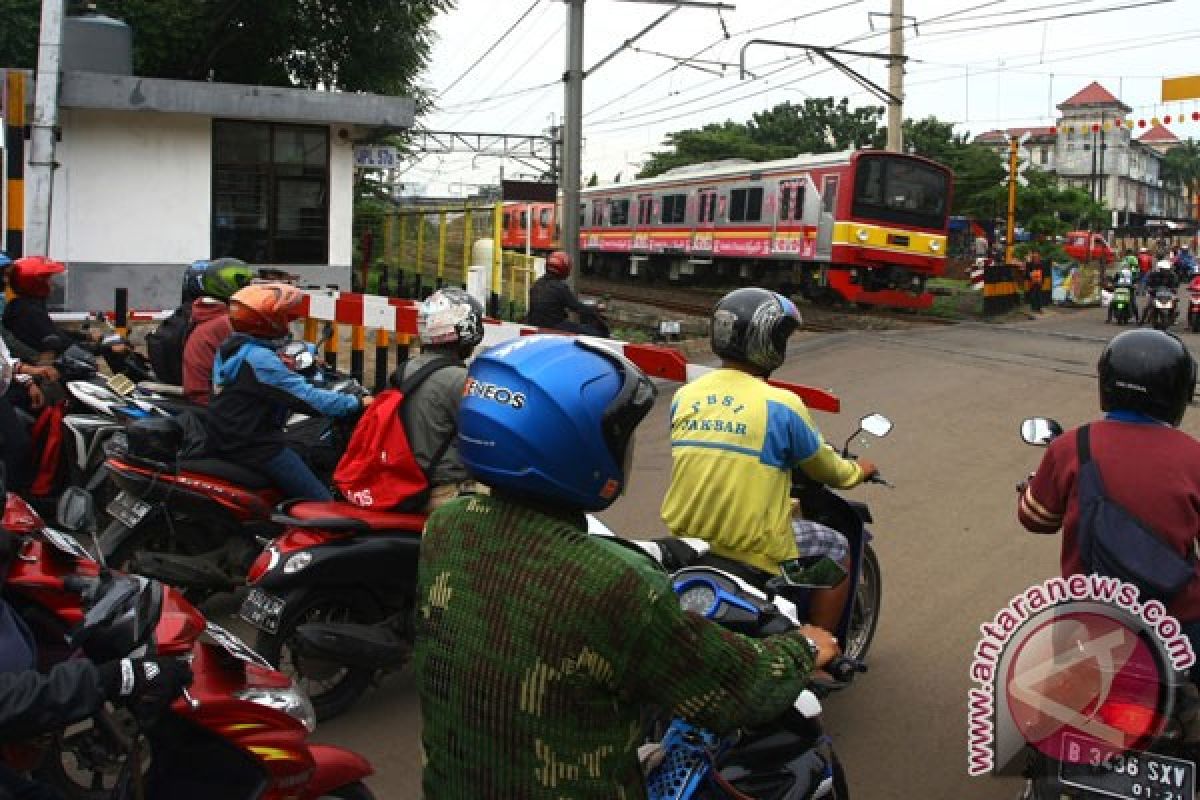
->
xmin=821 ymin=177 xmax=839 ymax=214
xmin=580 ymin=203 xmax=586 ymax=228
xmin=779 ymin=188 xmax=791 ymax=221
xmin=731 ymin=187 xmax=762 ymax=222
xmin=662 ymin=193 xmax=686 ymax=225
xmin=730 ymin=189 xmax=747 ymax=222
xmin=520 ymin=211 xmax=529 ymax=229
xmin=539 ymin=208 xmax=551 ymax=228
xmin=503 ymin=212 xmax=511 ymax=229
xmin=637 ymin=196 xmax=653 ymax=225
xmin=610 ymin=198 xmax=630 ymax=226
xmin=793 ymin=186 xmax=806 ymax=220
xmin=591 ymin=201 xmax=604 ymax=226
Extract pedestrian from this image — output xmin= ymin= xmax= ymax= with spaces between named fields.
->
xmin=1027 ymin=251 xmax=1045 ymax=313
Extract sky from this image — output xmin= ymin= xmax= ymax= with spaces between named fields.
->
xmin=406 ymin=0 xmax=1200 ymax=196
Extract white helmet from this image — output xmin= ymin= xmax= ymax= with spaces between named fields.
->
xmin=417 ymin=287 xmax=485 ymax=349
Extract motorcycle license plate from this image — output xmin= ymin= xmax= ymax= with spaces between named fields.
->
xmin=239 ymin=589 xmax=285 ymax=635
xmin=1058 ymin=735 xmax=1194 ymax=799
xmin=106 ymin=492 xmax=154 ymax=529
xmin=205 ymin=621 xmax=273 ymax=669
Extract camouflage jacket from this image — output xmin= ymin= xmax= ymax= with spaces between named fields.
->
xmin=414 ymin=493 xmax=816 ymax=799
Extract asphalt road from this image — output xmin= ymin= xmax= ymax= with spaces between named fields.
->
xmin=285 ymin=300 xmax=1200 ymax=799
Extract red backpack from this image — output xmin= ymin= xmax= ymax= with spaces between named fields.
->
xmin=333 ymin=357 xmax=458 ymax=511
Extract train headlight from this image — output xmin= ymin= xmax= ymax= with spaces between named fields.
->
xmin=929 ymin=240 xmax=942 ymax=252
xmin=856 ymin=229 xmax=870 ymax=243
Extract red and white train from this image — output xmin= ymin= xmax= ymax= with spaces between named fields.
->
xmin=501 ymin=149 xmax=953 ymax=308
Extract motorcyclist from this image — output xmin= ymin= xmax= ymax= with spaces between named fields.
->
xmin=0 ymin=530 xmax=192 ymax=798
xmin=661 ymin=288 xmax=876 ymax=637
xmin=525 ymin=251 xmax=601 ymax=335
xmin=1106 ymin=265 xmax=1136 ymax=324
xmin=413 ymin=334 xmax=838 ymax=799
xmin=393 ymin=288 xmax=485 ymax=512
xmin=181 ymin=258 xmax=254 ymax=406
xmin=1017 ymin=329 xmax=1200 ymax=658
xmin=1176 ymin=244 xmax=1196 ymax=280
xmin=207 ymin=283 xmax=371 ymax=500
xmin=1140 ymin=260 xmax=1180 ymax=324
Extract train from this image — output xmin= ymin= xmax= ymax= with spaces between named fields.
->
xmin=501 ymin=149 xmax=953 ymax=309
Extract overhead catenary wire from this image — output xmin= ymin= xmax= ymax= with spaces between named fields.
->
xmin=437 ymin=0 xmax=544 ymax=99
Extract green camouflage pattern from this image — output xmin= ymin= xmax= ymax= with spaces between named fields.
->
xmin=414 ymin=493 xmax=816 ymax=799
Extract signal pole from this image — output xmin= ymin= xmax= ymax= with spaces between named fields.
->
xmin=1005 ymin=137 xmax=1019 ymax=265
xmin=562 ymin=0 xmax=584 ymax=290
xmin=886 ymin=0 xmax=904 ymax=152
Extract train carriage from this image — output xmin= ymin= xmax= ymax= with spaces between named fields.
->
xmin=577 ymin=149 xmax=953 ymax=308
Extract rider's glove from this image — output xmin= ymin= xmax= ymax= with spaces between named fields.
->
xmin=98 ymin=657 xmax=193 ymax=722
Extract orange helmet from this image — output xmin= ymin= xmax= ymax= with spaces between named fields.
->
xmin=10 ymin=256 xmax=65 ymax=298
xmin=228 ymin=283 xmax=303 ymax=339
xmin=546 ymin=251 xmax=572 ymax=278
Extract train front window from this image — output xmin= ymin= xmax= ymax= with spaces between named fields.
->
xmin=852 ymin=156 xmax=948 ymax=228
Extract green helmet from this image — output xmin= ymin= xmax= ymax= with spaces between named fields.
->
xmin=201 ymin=257 xmax=254 ymax=302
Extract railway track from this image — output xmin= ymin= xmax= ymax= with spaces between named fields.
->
xmin=578 ymin=277 xmax=958 ymax=334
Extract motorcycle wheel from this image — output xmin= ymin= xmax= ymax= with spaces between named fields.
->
xmin=255 ymin=589 xmax=381 ymax=722
xmin=843 ymin=544 xmax=882 ymax=662
xmin=34 ymin=710 xmax=146 ymax=800
xmin=317 ymin=782 xmax=376 ymax=799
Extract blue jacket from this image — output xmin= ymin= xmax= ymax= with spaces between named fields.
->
xmin=207 ymin=334 xmax=360 ymax=464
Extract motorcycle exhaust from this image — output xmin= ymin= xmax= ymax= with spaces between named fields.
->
xmin=293 ymin=622 xmax=411 ymax=670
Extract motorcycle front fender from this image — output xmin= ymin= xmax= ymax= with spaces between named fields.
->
xmin=303 ymin=744 xmax=374 ymax=798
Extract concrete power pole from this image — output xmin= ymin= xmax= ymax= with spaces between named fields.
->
xmin=27 ymin=0 xmax=65 ymax=256
xmin=562 ymin=0 xmax=585 ymax=290
xmin=886 ymin=0 xmax=904 ymax=152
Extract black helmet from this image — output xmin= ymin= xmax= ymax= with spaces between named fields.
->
xmin=710 ymin=288 xmax=803 ymax=375
xmin=1098 ymin=329 xmax=1196 ymax=427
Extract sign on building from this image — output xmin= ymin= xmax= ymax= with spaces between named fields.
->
xmin=354 ymin=145 xmax=400 ymax=168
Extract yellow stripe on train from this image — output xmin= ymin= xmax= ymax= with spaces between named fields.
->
xmin=831 ymin=222 xmax=946 ymax=255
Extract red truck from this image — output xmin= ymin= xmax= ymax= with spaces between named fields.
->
xmin=1062 ymin=231 xmax=1115 ymax=264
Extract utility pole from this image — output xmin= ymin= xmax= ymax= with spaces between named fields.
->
xmin=1005 ymin=136 xmax=1019 ymax=265
xmin=886 ymin=0 xmax=904 ymax=152
xmin=562 ymin=0 xmax=584 ymax=291
xmin=27 ymin=0 xmax=65 ymax=256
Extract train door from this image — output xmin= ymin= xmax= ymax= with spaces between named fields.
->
xmin=634 ymin=194 xmax=653 ymax=250
xmin=816 ymin=175 xmax=839 ymax=260
xmin=692 ymin=188 xmax=717 ymax=252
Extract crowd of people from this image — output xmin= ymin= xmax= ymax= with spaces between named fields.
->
xmin=0 ymin=245 xmax=1198 ymax=797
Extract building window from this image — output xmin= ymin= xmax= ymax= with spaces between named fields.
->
xmin=1039 ymin=148 xmax=1048 ymax=165
xmin=212 ymin=120 xmax=329 ymax=264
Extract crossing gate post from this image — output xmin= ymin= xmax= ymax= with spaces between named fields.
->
xmin=491 ymin=202 xmax=503 ymax=317
xmin=437 ymin=210 xmax=447 ymax=290
xmin=374 ymin=328 xmax=390 ymax=391
xmin=114 ymin=288 xmax=128 ymax=337
xmin=462 ymin=205 xmax=473 ymax=288
xmin=324 ymin=321 xmax=339 ymax=369
xmin=350 ymin=324 xmax=366 ymax=383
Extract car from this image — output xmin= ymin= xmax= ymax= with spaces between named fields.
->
xmin=1062 ymin=230 xmax=1114 ymax=264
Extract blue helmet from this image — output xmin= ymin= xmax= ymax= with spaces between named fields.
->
xmin=182 ymin=259 xmax=209 ymax=303
xmin=458 ymin=336 xmax=657 ymax=511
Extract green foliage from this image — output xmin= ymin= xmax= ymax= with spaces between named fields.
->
xmin=993 ymin=170 xmax=1108 ymax=263
xmin=1163 ymin=138 xmax=1200 ymax=211
xmin=586 ymin=172 xmax=599 ymax=187
xmin=1 ymin=0 xmax=451 ymax=103
xmin=638 ymin=98 xmax=883 ymax=178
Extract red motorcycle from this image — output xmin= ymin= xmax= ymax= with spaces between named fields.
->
xmin=1 ymin=488 xmax=375 ymax=799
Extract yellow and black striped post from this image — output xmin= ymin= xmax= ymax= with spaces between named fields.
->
xmin=374 ymin=328 xmax=391 ymax=391
xmin=4 ymin=71 xmax=27 ymax=257
xmin=324 ymin=321 xmax=340 ymax=370
xmin=350 ymin=324 xmax=366 ymax=383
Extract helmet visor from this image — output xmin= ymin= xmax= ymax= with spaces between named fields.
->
xmin=575 ymin=339 xmax=657 ymax=471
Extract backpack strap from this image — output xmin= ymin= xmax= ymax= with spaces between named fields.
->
xmin=1076 ymin=423 xmax=1092 ymax=465
xmin=397 ymin=356 xmax=462 ymax=480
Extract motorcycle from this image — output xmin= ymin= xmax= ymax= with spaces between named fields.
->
xmin=1149 ymin=288 xmax=1179 ymax=330
xmin=240 ymin=500 xmax=426 ymax=721
xmin=579 ymin=297 xmax=612 ymax=338
xmin=97 ymin=355 xmax=366 ymax=602
xmin=1 ymin=487 xmax=376 ymax=799
xmin=641 ymin=549 xmax=862 ymax=798
xmin=1110 ymin=286 xmax=1134 ymax=326
xmin=1009 ymin=417 xmax=1197 ymax=800
xmin=1188 ymin=289 xmax=1200 ymax=333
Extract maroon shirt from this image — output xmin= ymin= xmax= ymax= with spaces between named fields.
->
xmin=182 ymin=300 xmax=232 ymax=406
xmin=1019 ymin=419 xmax=1200 ymax=621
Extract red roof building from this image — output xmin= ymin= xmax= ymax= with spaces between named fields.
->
xmin=1056 ymin=81 xmax=1132 ymax=114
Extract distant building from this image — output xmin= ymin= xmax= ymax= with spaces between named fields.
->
xmin=973 ymin=81 xmax=1190 ymax=232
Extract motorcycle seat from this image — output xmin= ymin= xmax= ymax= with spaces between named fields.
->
xmin=274 ymin=500 xmax=427 ymax=533
xmin=177 ymin=458 xmax=274 ymax=490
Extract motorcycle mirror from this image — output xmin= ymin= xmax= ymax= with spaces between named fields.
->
xmin=775 ymin=556 xmax=848 ymax=590
xmin=1020 ymin=417 xmax=1063 ymax=446
xmin=57 ymin=487 xmax=97 ymax=535
xmin=859 ymin=413 xmax=893 ymax=438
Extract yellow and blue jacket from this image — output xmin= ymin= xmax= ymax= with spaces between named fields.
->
xmin=661 ymin=368 xmax=864 ymax=574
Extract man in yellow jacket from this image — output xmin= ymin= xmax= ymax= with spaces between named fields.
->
xmin=661 ymin=288 xmax=876 ymax=632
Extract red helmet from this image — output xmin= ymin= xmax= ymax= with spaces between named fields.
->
xmin=546 ymin=251 xmax=572 ymax=278
xmin=228 ymin=283 xmax=303 ymax=339
xmin=10 ymin=256 xmax=65 ymax=298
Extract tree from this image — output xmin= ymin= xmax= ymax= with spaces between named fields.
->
xmin=0 ymin=0 xmax=452 ymax=103
xmin=978 ymin=170 xmax=1108 ymax=263
xmin=1163 ymin=139 xmax=1200 ymax=220
xmin=586 ymin=172 xmax=599 ymax=187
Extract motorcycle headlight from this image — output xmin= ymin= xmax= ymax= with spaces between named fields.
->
xmin=856 ymin=228 xmax=869 ymax=243
xmin=283 ymin=552 xmax=312 ymax=574
xmin=929 ymin=239 xmax=942 ymax=252
xmin=235 ymin=685 xmax=316 ymax=733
